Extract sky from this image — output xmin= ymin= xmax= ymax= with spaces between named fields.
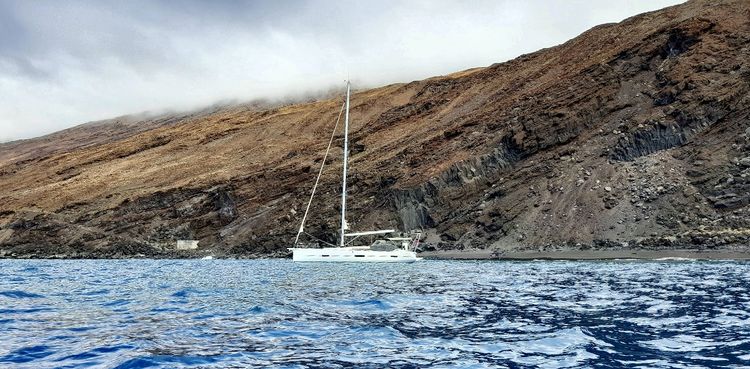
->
xmin=0 ymin=0 xmax=685 ymax=142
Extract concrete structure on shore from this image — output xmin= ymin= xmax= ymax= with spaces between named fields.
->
xmin=176 ymin=240 xmax=199 ymax=250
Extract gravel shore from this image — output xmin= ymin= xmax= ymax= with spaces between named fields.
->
xmin=420 ymin=249 xmax=750 ymax=260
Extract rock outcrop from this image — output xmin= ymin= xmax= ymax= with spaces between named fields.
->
xmin=1 ymin=0 xmax=749 ymax=258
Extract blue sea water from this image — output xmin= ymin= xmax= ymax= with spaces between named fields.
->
xmin=1 ymin=260 xmax=749 ymax=369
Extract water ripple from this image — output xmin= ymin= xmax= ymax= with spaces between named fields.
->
xmin=1 ymin=259 xmax=750 ymax=368
xmin=0 ymin=290 xmax=45 ymax=299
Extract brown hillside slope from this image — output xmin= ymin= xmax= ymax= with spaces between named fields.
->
xmin=1 ymin=0 xmax=749 ymax=257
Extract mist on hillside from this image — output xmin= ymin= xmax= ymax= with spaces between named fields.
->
xmin=0 ymin=0 xmax=683 ymax=141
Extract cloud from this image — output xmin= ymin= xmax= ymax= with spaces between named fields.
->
xmin=0 ymin=0 xmax=684 ymax=141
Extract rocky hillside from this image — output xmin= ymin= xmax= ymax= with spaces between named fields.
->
xmin=1 ymin=0 xmax=749 ymax=258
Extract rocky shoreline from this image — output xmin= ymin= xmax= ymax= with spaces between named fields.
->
xmin=421 ymin=248 xmax=750 ymax=261
xmin=2 ymin=236 xmax=749 ymax=260
xmin=3 ymin=249 xmax=749 ymax=261
xmin=0 ymin=246 xmax=291 ymax=260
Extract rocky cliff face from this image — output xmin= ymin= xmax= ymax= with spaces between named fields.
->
xmin=1 ymin=0 xmax=749 ymax=258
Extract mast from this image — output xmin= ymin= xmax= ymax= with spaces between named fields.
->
xmin=340 ymin=81 xmax=350 ymax=247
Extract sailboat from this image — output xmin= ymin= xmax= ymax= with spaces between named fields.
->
xmin=288 ymin=81 xmax=421 ymax=262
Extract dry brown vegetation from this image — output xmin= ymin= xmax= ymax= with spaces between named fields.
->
xmin=1 ymin=0 xmax=749 ymax=257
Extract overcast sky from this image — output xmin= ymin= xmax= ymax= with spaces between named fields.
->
xmin=0 ymin=0 xmax=684 ymax=142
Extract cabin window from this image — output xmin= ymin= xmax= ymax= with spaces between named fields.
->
xmin=390 ymin=255 xmax=398 ymax=258
xmin=322 ymin=255 xmax=329 ymax=257
xmin=354 ymin=255 xmax=365 ymax=258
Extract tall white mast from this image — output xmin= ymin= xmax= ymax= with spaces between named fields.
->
xmin=340 ymin=81 xmax=351 ymax=247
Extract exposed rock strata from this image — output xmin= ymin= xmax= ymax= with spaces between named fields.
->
xmin=1 ymin=0 xmax=749 ymax=258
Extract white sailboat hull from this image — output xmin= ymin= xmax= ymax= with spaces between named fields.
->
xmin=289 ymin=247 xmax=420 ymax=263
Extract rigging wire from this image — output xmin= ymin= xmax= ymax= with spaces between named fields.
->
xmin=302 ymin=232 xmax=338 ymax=248
xmin=293 ymin=100 xmax=346 ymax=246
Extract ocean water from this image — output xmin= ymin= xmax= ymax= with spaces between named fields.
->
xmin=1 ymin=260 xmax=749 ymax=369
